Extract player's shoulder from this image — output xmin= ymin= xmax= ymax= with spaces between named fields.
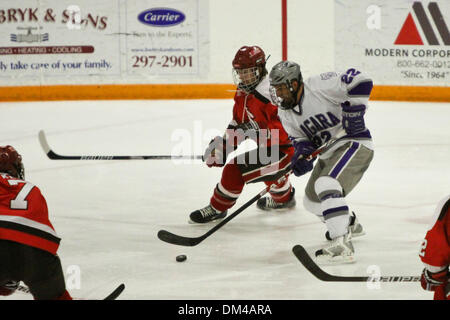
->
xmin=307 ymin=69 xmax=372 ymax=86
xmin=340 ymin=68 xmax=373 ymax=97
xmin=0 ymin=173 xmax=39 ymax=190
xmin=0 ymin=173 xmax=17 ymax=185
xmin=307 ymin=68 xmax=373 ymax=98
xmin=253 ymin=76 xmax=271 ymax=104
xmin=305 ymin=72 xmax=339 ymax=91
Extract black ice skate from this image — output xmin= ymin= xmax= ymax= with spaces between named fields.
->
xmin=325 ymin=211 xmax=365 ymax=241
xmin=189 ymin=204 xmax=227 ymax=224
xmin=256 ymin=187 xmax=296 ymax=211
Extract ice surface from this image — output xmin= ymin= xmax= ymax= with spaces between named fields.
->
xmin=0 ymin=99 xmax=449 ymax=300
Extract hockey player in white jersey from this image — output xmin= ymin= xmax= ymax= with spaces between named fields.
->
xmin=269 ymin=61 xmax=374 ymax=263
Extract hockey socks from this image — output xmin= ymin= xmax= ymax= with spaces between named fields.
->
xmin=315 ymin=176 xmax=351 ymax=239
xmin=210 ymin=163 xmax=244 ymax=212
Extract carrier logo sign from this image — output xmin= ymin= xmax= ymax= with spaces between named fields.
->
xmin=395 ymin=2 xmax=450 ymax=45
xmin=138 ymin=8 xmax=185 ymax=27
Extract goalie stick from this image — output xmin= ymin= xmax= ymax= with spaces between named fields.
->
xmin=158 ymin=132 xmax=349 ymax=247
xmin=292 ymin=245 xmax=420 ymax=282
xmin=17 ymin=283 xmax=125 ymax=300
xmin=38 ymin=130 xmax=202 ymax=160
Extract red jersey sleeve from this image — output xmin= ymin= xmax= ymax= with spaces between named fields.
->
xmin=419 ymin=195 xmax=450 ymax=272
xmin=229 ymin=90 xmax=293 ymax=152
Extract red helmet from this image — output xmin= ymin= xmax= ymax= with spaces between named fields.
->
xmin=0 ymin=145 xmax=25 ymax=179
xmin=232 ymin=46 xmax=266 ymax=69
xmin=232 ymin=46 xmax=267 ymax=93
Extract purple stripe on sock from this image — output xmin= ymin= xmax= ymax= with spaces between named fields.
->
xmin=329 ymin=142 xmax=359 ymax=178
xmin=323 ymin=206 xmax=349 ymax=216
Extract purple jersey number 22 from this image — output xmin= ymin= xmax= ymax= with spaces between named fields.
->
xmin=341 ymin=68 xmax=361 ymax=84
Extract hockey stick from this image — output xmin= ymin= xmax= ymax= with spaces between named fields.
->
xmin=103 ymin=283 xmax=126 ymax=300
xmin=158 ymin=186 xmax=272 ymax=246
xmin=292 ymin=245 xmax=420 ymax=282
xmin=157 ymin=133 xmax=349 ymax=247
xmin=38 ymin=130 xmax=202 ymax=160
xmin=16 ymin=283 xmax=125 ymax=300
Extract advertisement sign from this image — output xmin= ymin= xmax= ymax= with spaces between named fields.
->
xmin=125 ymin=0 xmax=209 ymax=77
xmin=0 ymin=0 xmax=121 ymax=79
xmin=0 ymin=0 xmax=209 ymax=84
xmin=335 ymin=0 xmax=450 ymax=86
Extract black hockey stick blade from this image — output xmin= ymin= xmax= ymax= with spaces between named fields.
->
xmin=292 ymin=245 xmax=368 ymax=282
xmin=292 ymin=245 xmax=420 ymax=282
xmin=104 ymin=283 xmax=125 ymax=300
xmin=158 ymin=187 xmax=270 ymax=246
xmin=38 ymin=130 xmax=202 ymax=160
xmin=157 ymin=230 xmax=203 ymax=246
xmin=16 ymin=283 xmax=125 ymax=299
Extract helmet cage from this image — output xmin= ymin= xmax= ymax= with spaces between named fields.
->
xmin=269 ymin=61 xmax=303 ymax=110
xmin=232 ymin=66 xmax=261 ymax=93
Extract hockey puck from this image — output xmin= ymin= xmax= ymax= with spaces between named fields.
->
xmin=176 ymin=254 xmax=187 ymax=262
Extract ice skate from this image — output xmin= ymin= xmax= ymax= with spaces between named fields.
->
xmin=325 ymin=212 xmax=365 ymax=240
xmin=256 ymin=188 xmax=296 ymax=211
xmin=189 ymin=204 xmax=227 ymax=224
xmin=315 ymin=232 xmax=355 ymax=264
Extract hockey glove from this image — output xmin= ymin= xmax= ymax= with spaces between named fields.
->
xmin=341 ymin=102 xmax=366 ymax=135
xmin=291 ymin=140 xmax=316 ymax=177
xmin=231 ymin=119 xmax=261 ymax=143
xmin=203 ymin=136 xmax=229 ymax=168
xmin=0 ymin=280 xmax=19 ymax=296
xmin=420 ymin=268 xmax=449 ymax=292
xmin=233 ymin=119 xmax=260 ymax=133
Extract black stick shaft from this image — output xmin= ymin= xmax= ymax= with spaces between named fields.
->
xmin=198 ymin=187 xmax=270 ymax=239
xmin=157 ymin=187 xmax=270 ymax=246
xmin=39 ymin=130 xmax=202 ymax=160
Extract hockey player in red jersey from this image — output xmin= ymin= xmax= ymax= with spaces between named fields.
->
xmin=0 ymin=145 xmax=72 ymax=300
xmin=189 ymin=46 xmax=295 ymax=223
xmin=419 ymin=194 xmax=450 ymax=300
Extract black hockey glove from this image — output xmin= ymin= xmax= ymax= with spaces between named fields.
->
xmin=203 ymin=136 xmax=229 ymax=168
xmin=233 ymin=119 xmax=260 ymax=133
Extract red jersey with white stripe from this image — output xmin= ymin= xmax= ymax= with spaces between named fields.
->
xmin=0 ymin=173 xmax=60 ymax=255
xmin=419 ymin=194 xmax=450 ymax=271
xmin=230 ymin=76 xmax=293 ymax=153
xmin=419 ymin=195 xmax=450 ymax=300
xmin=419 ymin=195 xmax=450 ymax=272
